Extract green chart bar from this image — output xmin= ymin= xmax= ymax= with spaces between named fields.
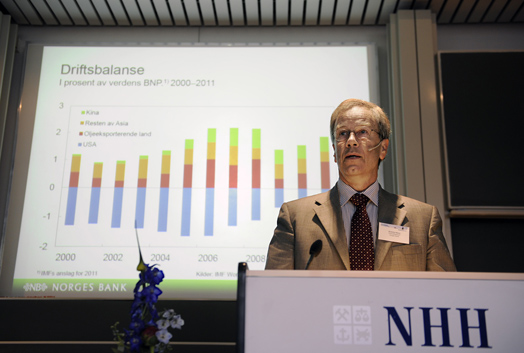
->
xmin=297 ymin=145 xmax=307 ymax=198
xmin=275 ymin=150 xmax=284 ymax=208
xmin=181 ymin=140 xmax=193 ymax=236
xmin=252 ymin=129 xmax=261 ymax=220
xmin=229 ymin=128 xmax=239 ymax=226
xmin=205 ymin=129 xmax=216 ymax=236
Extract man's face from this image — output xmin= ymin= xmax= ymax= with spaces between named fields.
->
xmin=332 ymin=106 xmax=389 ymax=190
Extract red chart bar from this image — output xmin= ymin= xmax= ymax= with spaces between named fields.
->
xmin=252 ymin=129 xmax=261 ymax=220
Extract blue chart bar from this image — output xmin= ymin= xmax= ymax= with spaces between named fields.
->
xmin=181 ymin=188 xmax=192 ymax=236
xmin=111 ymin=187 xmax=124 ymax=228
xmin=298 ymin=189 xmax=308 ymax=199
xmin=275 ymin=189 xmax=284 ymax=208
xmin=204 ymin=188 xmax=214 ymax=236
xmin=252 ymin=189 xmax=261 ymax=220
xmin=88 ymin=188 xmax=101 ymax=224
xmin=158 ymin=188 xmax=169 ymax=232
xmin=135 ymin=188 xmax=146 ymax=229
xmin=228 ymin=188 xmax=237 ymax=226
xmin=65 ymin=188 xmax=78 ymax=226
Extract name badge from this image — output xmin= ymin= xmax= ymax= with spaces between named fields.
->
xmin=378 ymin=222 xmax=409 ymax=244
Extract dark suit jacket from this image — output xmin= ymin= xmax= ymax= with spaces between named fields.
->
xmin=265 ymin=185 xmax=456 ymax=271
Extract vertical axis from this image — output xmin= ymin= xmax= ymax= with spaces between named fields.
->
xmin=252 ymin=129 xmax=261 ymax=220
xmin=88 ymin=162 xmax=103 ymax=224
xmin=228 ymin=128 xmax=239 ymax=226
xmin=181 ymin=140 xmax=194 ymax=236
xmin=205 ymin=129 xmax=216 ymax=236
xmin=65 ymin=154 xmax=81 ymax=226
xmin=320 ymin=137 xmax=331 ymax=192
xmin=274 ymin=150 xmax=284 ymax=208
xmin=111 ymin=160 xmax=126 ymax=228
xmin=158 ymin=151 xmax=171 ymax=232
xmin=135 ymin=156 xmax=149 ymax=229
xmin=297 ymin=145 xmax=307 ymax=198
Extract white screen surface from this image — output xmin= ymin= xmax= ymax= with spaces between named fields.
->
xmin=3 ymin=45 xmax=376 ymax=299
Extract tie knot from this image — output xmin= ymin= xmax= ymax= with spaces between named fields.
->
xmin=350 ymin=193 xmax=369 ymax=207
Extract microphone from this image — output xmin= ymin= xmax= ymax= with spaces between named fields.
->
xmin=305 ymin=239 xmax=323 ymax=270
xmin=368 ymin=140 xmax=382 ymax=152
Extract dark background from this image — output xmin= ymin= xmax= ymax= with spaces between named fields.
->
xmin=0 ymin=299 xmax=237 ymax=353
xmin=440 ymin=52 xmax=524 ymax=207
xmin=440 ymin=51 xmax=524 ymax=273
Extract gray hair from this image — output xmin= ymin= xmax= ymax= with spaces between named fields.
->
xmin=329 ymin=98 xmax=391 ymax=144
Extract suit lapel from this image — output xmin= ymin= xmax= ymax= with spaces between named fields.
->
xmin=375 ymin=188 xmax=407 ymax=270
xmin=313 ymin=186 xmax=350 ymax=270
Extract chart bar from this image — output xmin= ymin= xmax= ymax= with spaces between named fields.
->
xmin=88 ymin=162 xmax=103 ymax=224
xmin=111 ymin=160 xmax=126 ymax=228
xmin=229 ymin=128 xmax=239 ymax=226
xmin=65 ymin=154 xmax=81 ymax=225
xmin=205 ymin=129 xmax=216 ymax=236
xmin=275 ymin=150 xmax=284 ymax=208
xmin=135 ymin=156 xmax=148 ymax=229
xmin=252 ymin=129 xmax=261 ymax=220
xmin=158 ymin=151 xmax=170 ymax=232
xmin=298 ymin=145 xmax=307 ymax=198
xmin=181 ymin=140 xmax=193 ymax=236
xmin=320 ymin=137 xmax=331 ymax=192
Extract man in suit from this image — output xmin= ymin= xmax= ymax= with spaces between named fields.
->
xmin=265 ymin=98 xmax=456 ymax=271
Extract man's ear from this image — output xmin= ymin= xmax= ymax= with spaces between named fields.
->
xmin=379 ymin=139 xmax=389 ymax=160
xmin=332 ymin=143 xmax=337 ymax=163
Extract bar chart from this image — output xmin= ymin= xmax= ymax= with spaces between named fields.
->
xmin=60 ymin=133 xmax=333 ymax=236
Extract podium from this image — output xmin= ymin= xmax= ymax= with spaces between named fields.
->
xmin=236 ymin=263 xmax=524 ymax=353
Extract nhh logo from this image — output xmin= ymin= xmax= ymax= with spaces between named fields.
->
xmin=333 ymin=305 xmax=372 ymax=345
xmin=385 ymin=306 xmax=491 ymax=349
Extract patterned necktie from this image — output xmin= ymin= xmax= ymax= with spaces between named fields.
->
xmin=349 ymin=193 xmax=374 ymax=270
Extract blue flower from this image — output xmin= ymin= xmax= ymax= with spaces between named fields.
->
xmin=162 ymin=309 xmax=175 ymax=319
xmin=129 ymin=318 xmax=145 ymax=333
xmin=113 ymin=261 xmax=183 ymax=352
xmin=144 ymin=284 xmax=162 ymax=303
xmin=145 ymin=267 xmax=165 ymax=285
xmin=170 ymin=315 xmax=185 ymax=330
xmin=148 ymin=306 xmax=159 ymax=321
xmin=156 ymin=318 xmax=170 ymax=330
xmin=129 ymin=335 xmax=142 ymax=352
xmin=155 ymin=329 xmax=172 ymax=344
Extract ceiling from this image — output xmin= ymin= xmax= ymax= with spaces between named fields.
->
xmin=0 ymin=0 xmax=522 ymax=27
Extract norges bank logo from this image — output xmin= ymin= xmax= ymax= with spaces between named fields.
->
xmin=23 ymin=283 xmax=48 ymax=292
xmin=23 ymin=282 xmax=128 ymax=293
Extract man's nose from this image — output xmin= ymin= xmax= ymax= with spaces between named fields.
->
xmin=346 ymin=132 xmax=359 ymax=147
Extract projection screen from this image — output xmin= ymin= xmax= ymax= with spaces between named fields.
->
xmin=0 ymin=44 xmax=378 ymax=299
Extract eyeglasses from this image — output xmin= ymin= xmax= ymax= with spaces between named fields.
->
xmin=335 ymin=127 xmax=379 ymax=143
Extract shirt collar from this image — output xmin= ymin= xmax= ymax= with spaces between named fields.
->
xmin=337 ymin=179 xmax=380 ymax=207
